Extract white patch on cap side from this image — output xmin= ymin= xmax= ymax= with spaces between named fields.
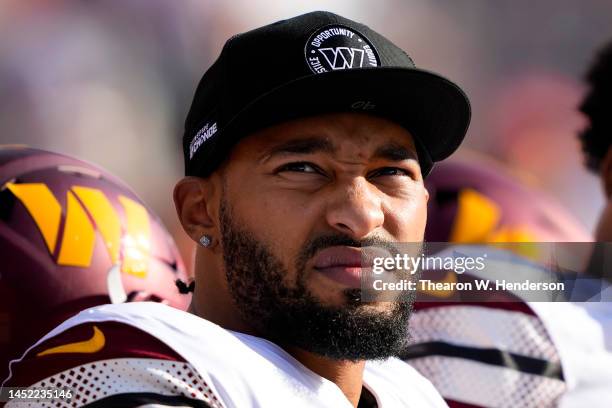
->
xmin=305 ymin=25 xmax=380 ymax=74
xmin=189 ymin=121 xmax=218 ymax=159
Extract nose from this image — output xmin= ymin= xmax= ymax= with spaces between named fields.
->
xmin=325 ymin=177 xmax=384 ymax=239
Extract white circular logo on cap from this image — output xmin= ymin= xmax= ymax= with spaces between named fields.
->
xmin=305 ymin=25 xmax=380 ymax=74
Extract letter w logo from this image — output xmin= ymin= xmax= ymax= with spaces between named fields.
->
xmin=318 ymin=47 xmax=365 ymax=70
xmin=5 ymin=182 xmax=150 ymax=277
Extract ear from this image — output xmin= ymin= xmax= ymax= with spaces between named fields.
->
xmin=173 ymin=176 xmax=219 ymax=244
xmin=601 ymin=146 xmax=612 ymax=198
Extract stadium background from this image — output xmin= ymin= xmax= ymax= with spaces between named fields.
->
xmin=1 ymin=0 xmax=611 ymax=274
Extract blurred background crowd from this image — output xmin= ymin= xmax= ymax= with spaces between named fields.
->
xmin=2 ymin=0 xmax=611 ymax=273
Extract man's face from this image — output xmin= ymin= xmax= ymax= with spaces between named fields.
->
xmin=217 ymin=112 xmax=428 ymax=360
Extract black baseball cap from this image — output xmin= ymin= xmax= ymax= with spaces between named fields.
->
xmin=183 ymin=11 xmax=470 ymax=177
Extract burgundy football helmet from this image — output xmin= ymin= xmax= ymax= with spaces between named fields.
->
xmin=0 ymin=146 xmax=190 ymax=380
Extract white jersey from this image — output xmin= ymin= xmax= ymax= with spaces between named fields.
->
xmin=4 ymin=302 xmax=447 ymax=408
xmin=530 ymin=302 xmax=612 ymax=407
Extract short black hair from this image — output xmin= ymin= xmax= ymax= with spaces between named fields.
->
xmin=579 ymin=42 xmax=612 ymax=172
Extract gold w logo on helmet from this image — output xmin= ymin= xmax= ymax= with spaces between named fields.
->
xmin=4 ymin=182 xmax=150 ymax=277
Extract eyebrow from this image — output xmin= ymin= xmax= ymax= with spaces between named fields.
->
xmin=372 ymin=143 xmax=418 ymax=162
xmin=258 ymin=137 xmax=334 ymax=163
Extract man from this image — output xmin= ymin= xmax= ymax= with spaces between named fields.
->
xmin=580 ymin=41 xmax=612 ymax=250
xmin=2 ymin=11 xmax=470 ymax=407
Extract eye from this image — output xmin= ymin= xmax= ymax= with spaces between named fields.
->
xmin=276 ymin=162 xmax=321 ymax=174
xmin=368 ymin=167 xmax=413 ymax=178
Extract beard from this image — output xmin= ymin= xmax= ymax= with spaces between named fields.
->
xmin=219 ymin=194 xmax=414 ymax=361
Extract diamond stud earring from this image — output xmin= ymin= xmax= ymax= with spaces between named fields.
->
xmin=199 ymin=234 xmax=212 ymax=247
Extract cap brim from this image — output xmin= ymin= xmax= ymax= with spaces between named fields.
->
xmin=189 ymin=67 xmax=470 ymax=177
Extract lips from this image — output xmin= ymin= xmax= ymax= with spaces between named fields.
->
xmin=312 ymin=246 xmax=391 ymax=287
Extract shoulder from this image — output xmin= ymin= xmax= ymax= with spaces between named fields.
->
xmin=3 ymin=304 xmax=225 ymax=407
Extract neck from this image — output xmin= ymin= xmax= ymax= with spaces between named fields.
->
xmin=189 ymin=283 xmax=257 ymax=335
xmin=285 ymin=347 xmax=366 ymax=407
xmin=189 ymin=252 xmax=259 ymax=334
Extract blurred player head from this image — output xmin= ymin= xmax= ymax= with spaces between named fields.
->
xmin=579 ymin=41 xmax=612 ymax=242
xmin=174 ymin=11 xmax=470 ymax=361
xmin=0 ymin=146 xmax=189 ymax=378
